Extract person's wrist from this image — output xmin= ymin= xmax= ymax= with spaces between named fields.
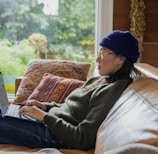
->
xmin=41 ymin=103 xmax=47 ymax=111
xmin=42 ymin=112 xmax=47 ymax=124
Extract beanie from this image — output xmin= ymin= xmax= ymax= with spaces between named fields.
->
xmin=99 ymin=30 xmax=140 ymax=63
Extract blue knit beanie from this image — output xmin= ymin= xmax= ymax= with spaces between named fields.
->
xmin=99 ymin=30 xmax=140 ymax=63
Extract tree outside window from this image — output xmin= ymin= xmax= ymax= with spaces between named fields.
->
xmin=0 ymin=0 xmax=95 ymax=93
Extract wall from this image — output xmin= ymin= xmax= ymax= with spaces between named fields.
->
xmin=113 ymin=0 xmax=158 ymax=67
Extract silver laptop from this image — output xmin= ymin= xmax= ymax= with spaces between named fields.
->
xmin=0 ymin=72 xmax=38 ymax=122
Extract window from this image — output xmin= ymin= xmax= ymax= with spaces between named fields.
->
xmin=0 ymin=0 xmax=95 ymax=94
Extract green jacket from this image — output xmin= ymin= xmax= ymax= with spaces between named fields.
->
xmin=43 ymin=76 xmax=132 ymax=150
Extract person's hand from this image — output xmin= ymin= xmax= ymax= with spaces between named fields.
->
xmin=22 ymin=100 xmax=47 ymax=111
xmin=19 ymin=105 xmax=46 ymax=121
xmin=19 ymin=100 xmax=47 ymax=121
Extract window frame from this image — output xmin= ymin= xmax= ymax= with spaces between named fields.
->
xmin=93 ymin=0 xmax=113 ymax=75
xmin=95 ymin=0 xmax=113 ymax=61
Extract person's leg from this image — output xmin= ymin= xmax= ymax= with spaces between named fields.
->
xmin=0 ymin=116 xmax=68 ymax=149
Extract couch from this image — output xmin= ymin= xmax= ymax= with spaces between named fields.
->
xmin=1 ymin=63 xmax=158 ymax=154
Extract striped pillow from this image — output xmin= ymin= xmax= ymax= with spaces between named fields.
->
xmin=28 ymin=73 xmax=85 ymax=103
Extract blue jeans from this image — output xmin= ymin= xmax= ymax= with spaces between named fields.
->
xmin=0 ymin=114 xmax=68 ymax=149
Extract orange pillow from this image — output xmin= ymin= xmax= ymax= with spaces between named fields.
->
xmin=28 ymin=73 xmax=85 ymax=103
xmin=13 ymin=59 xmax=90 ymax=104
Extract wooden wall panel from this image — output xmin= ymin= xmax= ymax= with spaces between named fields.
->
xmin=144 ymin=0 xmax=158 ymax=42
xmin=113 ymin=0 xmax=130 ymax=30
xmin=143 ymin=0 xmax=158 ymax=67
xmin=144 ymin=14 xmax=158 ymax=42
xmin=143 ymin=43 xmax=158 ymax=67
xmin=113 ymin=0 xmax=158 ymax=67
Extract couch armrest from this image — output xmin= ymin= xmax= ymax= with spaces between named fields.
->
xmin=135 ymin=63 xmax=158 ymax=80
xmin=15 ymin=76 xmax=23 ymax=95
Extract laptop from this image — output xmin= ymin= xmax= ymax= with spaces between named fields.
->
xmin=0 ymin=72 xmax=39 ymax=122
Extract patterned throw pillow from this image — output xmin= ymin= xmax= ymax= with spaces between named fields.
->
xmin=28 ymin=73 xmax=85 ymax=103
xmin=13 ymin=59 xmax=90 ymax=104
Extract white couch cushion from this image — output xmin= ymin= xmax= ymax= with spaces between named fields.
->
xmin=95 ymin=77 xmax=158 ymax=154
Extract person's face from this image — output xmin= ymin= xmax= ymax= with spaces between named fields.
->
xmin=96 ymin=46 xmax=126 ymax=76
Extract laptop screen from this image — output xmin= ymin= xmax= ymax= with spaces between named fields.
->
xmin=0 ymin=72 xmax=9 ymax=116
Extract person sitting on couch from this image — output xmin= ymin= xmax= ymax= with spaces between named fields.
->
xmin=0 ymin=30 xmax=140 ymax=150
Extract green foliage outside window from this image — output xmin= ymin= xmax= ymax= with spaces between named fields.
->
xmin=0 ymin=0 xmax=95 ymax=93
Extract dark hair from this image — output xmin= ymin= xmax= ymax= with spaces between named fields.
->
xmin=106 ymin=60 xmax=140 ymax=83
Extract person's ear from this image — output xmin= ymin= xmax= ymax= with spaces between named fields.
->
xmin=119 ymin=55 xmax=126 ymax=62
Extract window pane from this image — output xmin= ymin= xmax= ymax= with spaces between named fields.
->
xmin=0 ymin=0 xmax=95 ymax=94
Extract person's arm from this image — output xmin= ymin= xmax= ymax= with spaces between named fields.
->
xmin=43 ymin=79 xmax=131 ymax=150
xmin=19 ymin=100 xmax=62 ymax=121
xmin=44 ymin=102 xmax=63 ymax=111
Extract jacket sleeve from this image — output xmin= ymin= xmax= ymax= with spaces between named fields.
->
xmin=43 ymin=79 xmax=131 ymax=150
xmin=45 ymin=102 xmax=62 ymax=111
